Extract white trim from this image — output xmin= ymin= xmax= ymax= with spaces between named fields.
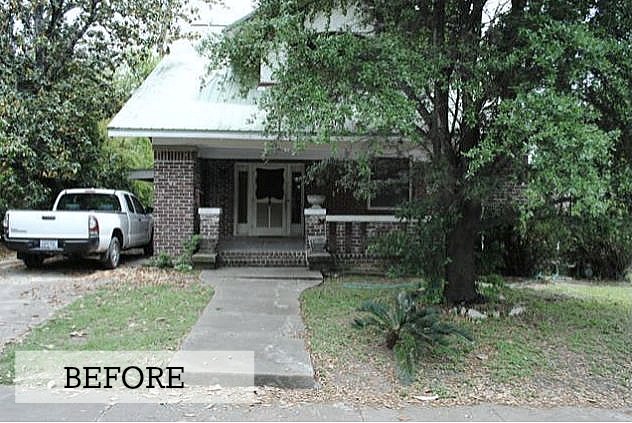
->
xmin=199 ymin=147 xmax=332 ymax=161
xmin=108 ymin=129 xmax=274 ymax=140
xmin=232 ymin=162 xmax=305 ymax=237
xmin=109 ymin=128 xmax=419 ymax=145
xmin=326 ymin=215 xmax=412 ymax=223
xmin=199 ymin=208 xmax=222 ymax=216
xmin=304 ymin=208 xmax=327 ymax=216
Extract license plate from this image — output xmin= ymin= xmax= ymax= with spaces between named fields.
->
xmin=40 ymin=240 xmax=58 ymax=250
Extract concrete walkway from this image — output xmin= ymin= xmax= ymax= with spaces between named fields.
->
xmin=179 ymin=267 xmax=322 ymax=388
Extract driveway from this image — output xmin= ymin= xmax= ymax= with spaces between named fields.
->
xmin=0 ymin=251 xmax=146 ymax=350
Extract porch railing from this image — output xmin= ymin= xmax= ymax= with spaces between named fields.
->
xmin=304 ymin=208 xmax=413 ymax=261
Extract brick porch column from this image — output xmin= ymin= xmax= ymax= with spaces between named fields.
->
xmin=304 ymin=208 xmax=332 ymax=271
xmin=304 ymin=208 xmax=327 ymax=249
xmin=198 ymin=208 xmax=221 ymax=253
xmin=154 ymin=148 xmax=199 ymax=256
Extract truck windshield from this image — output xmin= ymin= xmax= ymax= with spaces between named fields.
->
xmin=56 ymin=194 xmax=122 ymax=212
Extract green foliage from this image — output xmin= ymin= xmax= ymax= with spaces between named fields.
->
xmin=353 ymin=290 xmax=471 ymax=383
xmin=150 ymin=235 xmax=201 ymax=273
xmin=370 ymin=195 xmax=455 ymax=282
xmin=174 ymin=235 xmax=201 ymax=271
xmin=393 ymin=331 xmax=419 ymax=385
xmin=422 ymin=279 xmax=446 ymax=306
xmin=105 ymin=136 xmax=155 ymax=206
xmin=476 ymin=274 xmax=506 ymax=303
xmin=0 ymin=1 xmax=211 ymax=216
xmin=149 ymin=253 xmax=174 ymax=269
xmin=204 ymin=0 xmax=632 ymax=296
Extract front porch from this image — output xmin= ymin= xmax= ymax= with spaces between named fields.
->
xmin=152 ymin=149 xmax=419 ymax=269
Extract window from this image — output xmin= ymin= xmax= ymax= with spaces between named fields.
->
xmin=131 ymin=196 xmax=145 ymax=215
xmin=237 ymin=170 xmax=249 ymax=224
xmin=291 ymin=171 xmax=303 ymax=224
xmin=124 ymin=195 xmax=135 ymax=213
xmin=57 ymin=194 xmax=121 ymax=212
xmin=368 ymin=158 xmax=411 ymax=210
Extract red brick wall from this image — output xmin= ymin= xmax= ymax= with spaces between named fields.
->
xmin=154 ymin=148 xmax=198 ymax=255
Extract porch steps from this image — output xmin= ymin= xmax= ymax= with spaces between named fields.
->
xmin=219 ymin=250 xmax=307 ymax=267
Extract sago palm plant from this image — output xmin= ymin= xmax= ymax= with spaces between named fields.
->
xmin=353 ymin=290 xmax=471 ymax=383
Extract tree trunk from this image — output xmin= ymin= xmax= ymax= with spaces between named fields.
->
xmin=444 ymin=198 xmax=481 ymax=304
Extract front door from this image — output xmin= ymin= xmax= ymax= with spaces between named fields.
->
xmin=254 ymin=166 xmax=286 ymax=236
xmin=234 ymin=163 xmax=304 ymax=237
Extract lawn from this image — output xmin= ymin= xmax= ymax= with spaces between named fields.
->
xmin=301 ymin=276 xmax=632 ymax=407
xmin=0 ymin=279 xmax=213 ymax=385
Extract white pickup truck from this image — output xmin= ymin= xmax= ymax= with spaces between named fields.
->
xmin=2 ymin=189 xmax=154 ymax=269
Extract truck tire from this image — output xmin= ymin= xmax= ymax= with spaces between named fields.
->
xmin=102 ymin=237 xmax=121 ymax=269
xmin=23 ymin=254 xmax=44 ymax=268
xmin=143 ymin=232 xmax=154 ymax=257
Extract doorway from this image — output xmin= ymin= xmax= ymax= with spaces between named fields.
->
xmin=234 ymin=163 xmax=304 ymax=237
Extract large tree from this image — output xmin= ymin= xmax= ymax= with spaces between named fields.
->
xmin=0 ymin=0 xmax=212 ymax=213
xmin=206 ymin=0 xmax=631 ymax=303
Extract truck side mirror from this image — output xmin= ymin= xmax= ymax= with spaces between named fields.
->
xmin=146 ymin=207 xmax=154 ymax=215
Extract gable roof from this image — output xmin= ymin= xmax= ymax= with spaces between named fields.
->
xmin=107 ymin=40 xmax=266 ymax=139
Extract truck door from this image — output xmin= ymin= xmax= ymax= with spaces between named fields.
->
xmin=131 ymin=196 xmax=151 ymax=245
xmin=124 ymin=194 xmax=141 ymax=247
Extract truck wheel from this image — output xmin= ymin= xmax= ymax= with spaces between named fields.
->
xmin=102 ymin=237 xmax=121 ymax=269
xmin=143 ymin=232 xmax=154 ymax=257
xmin=23 ymin=254 xmax=44 ymax=268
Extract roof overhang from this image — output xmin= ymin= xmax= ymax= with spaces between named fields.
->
xmin=107 ymin=128 xmax=272 ymax=140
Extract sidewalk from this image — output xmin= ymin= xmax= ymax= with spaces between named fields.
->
xmin=0 ymin=386 xmax=630 ymax=422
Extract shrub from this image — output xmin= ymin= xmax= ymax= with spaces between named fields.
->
xmin=173 ymin=235 xmax=201 ymax=273
xmin=480 ymin=210 xmax=632 ymax=280
xmin=149 ymin=235 xmax=201 ymax=272
xmin=476 ymin=274 xmax=506 ymax=303
xmin=567 ymin=216 xmax=632 ymax=280
xmin=353 ymin=290 xmax=471 ymax=383
xmin=149 ymin=252 xmax=173 ymax=269
xmin=421 ymin=279 xmax=446 ymax=305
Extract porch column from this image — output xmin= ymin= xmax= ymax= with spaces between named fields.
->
xmin=304 ymin=208 xmax=327 ymax=249
xmin=198 ymin=208 xmax=221 ymax=253
xmin=154 ymin=148 xmax=199 ymax=256
xmin=304 ymin=207 xmax=332 ymax=271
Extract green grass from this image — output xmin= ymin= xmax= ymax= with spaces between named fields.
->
xmin=301 ymin=277 xmax=399 ymax=360
xmin=301 ymin=277 xmax=632 ymax=399
xmin=470 ymin=283 xmax=632 ymax=383
xmin=0 ymin=282 xmax=213 ymax=384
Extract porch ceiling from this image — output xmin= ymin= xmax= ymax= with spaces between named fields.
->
xmin=153 ymin=137 xmax=428 ymax=161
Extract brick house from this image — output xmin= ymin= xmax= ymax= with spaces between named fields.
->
xmin=107 ymin=14 xmax=425 ymax=269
